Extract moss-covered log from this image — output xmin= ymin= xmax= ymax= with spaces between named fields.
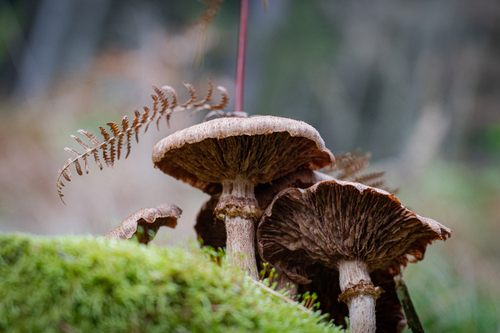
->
xmin=0 ymin=234 xmax=342 ymax=333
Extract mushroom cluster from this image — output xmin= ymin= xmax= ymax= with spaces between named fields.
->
xmin=104 ymin=114 xmax=450 ymax=332
xmin=193 ymin=168 xmax=414 ymax=332
xmin=152 ymin=116 xmax=334 ymax=279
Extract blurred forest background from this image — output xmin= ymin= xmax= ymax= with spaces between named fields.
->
xmin=0 ymin=0 xmax=499 ymax=331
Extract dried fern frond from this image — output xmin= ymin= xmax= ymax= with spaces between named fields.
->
xmin=194 ymin=0 xmax=224 ymax=65
xmin=198 ymin=0 xmax=224 ymax=28
xmin=56 ymin=81 xmax=229 ymax=203
xmin=329 ymin=149 xmax=393 ymax=192
xmin=353 ymin=171 xmax=387 ymax=188
xmin=331 ymin=149 xmax=371 ymax=180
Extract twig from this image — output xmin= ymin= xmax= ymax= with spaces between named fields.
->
xmin=394 ymin=275 xmax=425 ymax=333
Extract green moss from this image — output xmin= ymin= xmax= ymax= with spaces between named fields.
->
xmin=0 ymin=234 xmax=342 ymax=333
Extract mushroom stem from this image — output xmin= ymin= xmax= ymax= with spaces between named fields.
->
xmin=216 ymin=175 xmax=260 ymax=280
xmin=225 ymin=216 xmax=258 ymax=279
xmin=338 ymin=259 xmax=381 ymax=333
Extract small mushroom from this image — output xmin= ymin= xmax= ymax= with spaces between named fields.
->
xmin=152 ymin=116 xmax=334 ymax=279
xmin=104 ymin=203 xmax=182 ymax=244
xmin=257 ymin=179 xmax=451 ymax=333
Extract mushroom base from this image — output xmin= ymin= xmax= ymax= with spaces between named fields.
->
xmin=338 ymin=260 xmax=383 ymax=333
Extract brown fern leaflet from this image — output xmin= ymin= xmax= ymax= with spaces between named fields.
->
xmin=330 ymin=149 xmax=391 ymax=191
xmin=56 ymin=81 xmax=229 ymax=203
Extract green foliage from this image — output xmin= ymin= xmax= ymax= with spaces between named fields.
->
xmin=0 ymin=234 xmax=343 ymax=333
xmin=398 ymin=161 xmax=500 ymax=333
xmin=402 ymin=248 xmax=500 ymax=333
xmin=471 ymin=122 xmax=500 ymax=156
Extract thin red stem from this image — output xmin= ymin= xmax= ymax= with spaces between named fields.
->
xmin=235 ymin=0 xmax=249 ymax=112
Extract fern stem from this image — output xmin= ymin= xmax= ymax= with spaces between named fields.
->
xmin=235 ymin=0 xmax=249 ymax=112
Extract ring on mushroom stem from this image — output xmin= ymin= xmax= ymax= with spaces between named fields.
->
xmin=152 ymin=116 xmax=334 ymax=279
xmin=257 ymin=179 xmax=451 ymax=332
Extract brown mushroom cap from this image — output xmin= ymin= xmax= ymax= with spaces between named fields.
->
xmin=152 ymin=116 xmax=334 ymax=195
xmin=104 ymin=203 xmax=182 ymax=244
xmin=257 ymin=179 xmax=451 ymax=276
